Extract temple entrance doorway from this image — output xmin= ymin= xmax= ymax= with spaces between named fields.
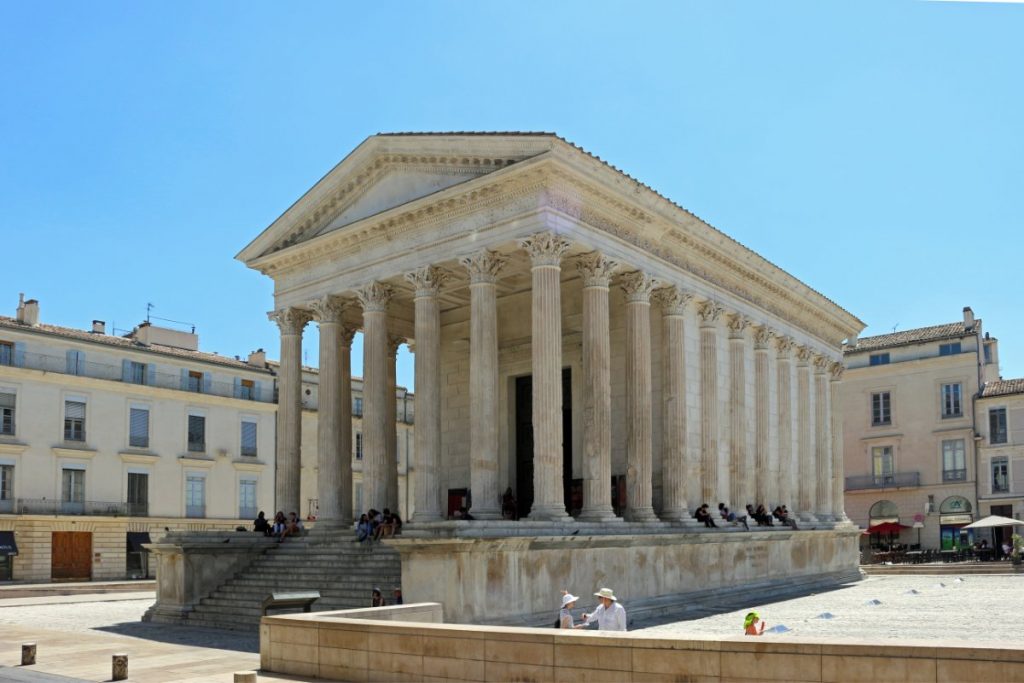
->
xmin=514 ymin=368 xmax=572 ymax=519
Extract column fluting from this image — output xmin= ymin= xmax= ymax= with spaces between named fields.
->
xmin=654 ymin=286 xmax=693 ymax=522
xmin=355 ymin=282 xmax=392 ymax=515
xmin=775 ymin=336 xmax=794 ymax=509
xmin=698 ymin=300 xmax=723 ymax=507
xmin=753 ymin=326 xmax=772 ymax=508
xmin=727 ymin=314 xmax=749 ymax=510
xmin=268 ymin=307 xmax=311 ymax=517
xmin=338 ymin=325 xmax=356 ymax=524
xmin=830 ymin=362 xmax=848 ymax=522
xmin=814 ymin=355 xmax=834 ymax=521
xmin=310 ymin=296 xmax=347 ymax=523
xmin=621 ymin=271 xmax=657 ymax=522
xmin=796 ymin=345 xmax=817 ymax=522
xmin=385 ymin=335 xmax=403 ymax=513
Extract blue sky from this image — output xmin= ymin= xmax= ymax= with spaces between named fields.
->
xmin=1 ymin=1 xmax=1021 ymax=388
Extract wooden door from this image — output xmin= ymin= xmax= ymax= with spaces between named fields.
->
xmin=51 ymin=531 xmax=92 ymax=580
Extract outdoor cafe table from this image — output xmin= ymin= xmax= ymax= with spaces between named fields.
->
xmin=905 ymin=550 xmax=925 ymax=564
xmin=940 ymin=549 xmax=959 ymax=562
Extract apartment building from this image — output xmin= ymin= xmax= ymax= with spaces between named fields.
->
xmin=0 ymin=296 xmax=276 ymax=581
xmin=840 ymin=307 xmax=999 ymax=550
xmin=976 ymin=377 xmax=1024 ymax=550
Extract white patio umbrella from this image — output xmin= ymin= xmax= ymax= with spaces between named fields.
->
xmin=963 ymin=515 xmax=1024 ymax=529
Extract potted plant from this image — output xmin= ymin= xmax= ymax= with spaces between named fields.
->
xmin=1012 ymin=533 xmax=1023 ymax=566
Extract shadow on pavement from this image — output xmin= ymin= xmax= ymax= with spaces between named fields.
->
xmin=0 ymin=667 xmax=91 ymax=682
xmin=94 ymin=621 xmax=258 ymax=653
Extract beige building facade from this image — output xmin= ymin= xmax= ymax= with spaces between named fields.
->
xmin=0 ymin=296 xmax=277 ymax=581
xmin=976 ymin=378 xmax=1024 ymax=548
xmin=840 ymin=307 xmax=1000 ymax=551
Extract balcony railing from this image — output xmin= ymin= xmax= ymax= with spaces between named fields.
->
xmin=13 ymin=499 xmax=136 ymax=516
xmin=942 ymin=469 xmax=968 ymax=482
xmin=845 ymin=472 xmax=921 ymax=491
xmin=11 ymin=351 xmax=272 ymax=403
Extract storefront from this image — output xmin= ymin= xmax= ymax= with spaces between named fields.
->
xmin=0 ymin=530 xmax=17 ymax=581
xmin=939 ymin=496 xmax=974 ymax=550
xmin=126 ymin=532 xmax=151 ymax=579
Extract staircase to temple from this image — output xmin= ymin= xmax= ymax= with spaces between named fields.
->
xmin=184 ymin=536 xmax=402 ymax=631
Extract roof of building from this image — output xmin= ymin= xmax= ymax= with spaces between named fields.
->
xmin=0 ymin=315 xmax=272 ymax=373
xmin=844 ymin=322 xmax=973 ymax=354
xmin=981 ymin=378 xmax=1024 ymax=398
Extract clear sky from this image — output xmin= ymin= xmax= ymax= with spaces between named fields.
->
xmin=1 ymin=1 xmax=1021 ymax=389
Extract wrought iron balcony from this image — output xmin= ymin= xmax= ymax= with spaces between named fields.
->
xmin=942 ymin=469 xmax=968 ymax=482
xmin=845 ymin=472 xmax=921 ymax=491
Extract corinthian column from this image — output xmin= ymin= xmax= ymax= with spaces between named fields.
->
xmin=814 ymin=355 xmax=834 ymax=521
xmin=654 ymin=286 xmax=693 ymax=522
xmin=727 ymin=314 xmax=750 ymax=509
xmin=830 ymin=362 xmax=848 ymax=522
xmin=309 ymin=296 xmax=347 ymax=524
xmin=386 ymin=335 xmax=404 ymax=513
xmin=753 ymin=326 xmax=772 ymax=508
xmin=698 ymin=300 xmax=723 ymax=506
xmin=268 ymin=307 xmax=311 ymax=516
xmin=405 ymin=266 xmax=447 ymax=523
xmin=460 ymin=250 xmax=506 ymax=520
xmin=355 ymin=282 xmax=392 ymax=514
xmin=521 ymin=232 xmax=572 ymax=521
xmin=796 ymin=345 xmax=817 ymax=522
xmin=576 ymin=252 xmax=619 ymax=522
xmin=338 ymin=325 xmax=356 ymax=523
xmin=775 ymin=336 xmax=795 ymax=509
xmin=621 ymin=271 xmax=657 ymax=522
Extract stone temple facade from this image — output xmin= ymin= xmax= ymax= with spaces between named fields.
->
xmin=238 ymin=132 xmax=862 ymax=528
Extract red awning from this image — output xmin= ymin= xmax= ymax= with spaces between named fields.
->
xmin=865 ymin=521 xmax=911 ymax=534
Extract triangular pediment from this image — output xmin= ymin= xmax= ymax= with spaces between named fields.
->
xmin=237 ymin=133 xmax=561 ymax=262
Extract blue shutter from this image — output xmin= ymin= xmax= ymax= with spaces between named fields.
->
xmin=13 ymin=342 xmax=26 ymax=368
xmin=146 ymin=363 xmax=156 ymax=386
xmin=122 ymin=359 xmax=132 ymax=382
xmin=233 ymin=377 xmax=242 ymax=399
xmin=202 ymin=372 xmax=212 ymax=394
xmin=180 ymin=369 xmax=189 ymax=391
xmin=253 ymin=381 xmax=263 ymax=402
xmin=66 ymin=350 xmax=77 ymax=374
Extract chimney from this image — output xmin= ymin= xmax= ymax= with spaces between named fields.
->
xmin=15 ymin=293 xmax=25 ymax=322
xmin=963 ymin=307 xmax=975 ymax=330
xmin=92 ymin=320 xmax=106 ymax=335
xmin=248 ymin=348 xmax=267 ymax=368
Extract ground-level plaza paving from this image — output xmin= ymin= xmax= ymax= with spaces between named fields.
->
xmin=641 ymin=574 xmax=1024 ymax=642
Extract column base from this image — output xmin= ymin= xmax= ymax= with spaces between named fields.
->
xmin=815 ymin=512 xmax=836 ymax=523
xmin=623 ymin=507 xmax=659 ymax=523
xmin=659 ymin=506 xmax=695 ymax=523
xmin=576 ymin=506 xmax=621 ymax=523
xmin=799 ymin=511 xmax=819 ymax=523
xmin=312 ymin=519 xmax=354 ymax=532
xmin=528 ymin=505 xmax=570 ymax=522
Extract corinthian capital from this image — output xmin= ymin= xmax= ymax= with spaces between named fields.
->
xmin=520 ymin=232 xmax=572 ymax=266
xmin=268 ymin=307 xmax=312 ymax=335
xmin=405 ymin=265 xmax=450 ymax=296
xmin=697 ymin=300 xmax=724 ymax=325
xmin=775 ymin=335 xmax=795 ymax=357
xmin=726 ymin=313 xmax=750 ymax=337
xmin=619 ymin=271 xmax=656 ymax=303
xmin=575 ymin=252 xmax=619 ymax=288
xmin=753 ymin=325 xmax=773 ymax=350
xmin=340 ymin=326 xmax=358 ymax=347
xmin=830 ymin=361 xmax=845 ymax=381
xmin=459 ymin=250 xmax=507 ymax=284
xmin=813 ymin=354 xmax=831 ymax=373
xmin=652 ymin=285 xmax=693 ymax=316
xmin=796 ymin=345 xmax=813 ymax=364
xmin=308 ymin=296 xmax=347 ymax=324
xmin=355 ymin=281 xmax=393 ymax=313
xmin=387 ymin=335 xmax=405 ymax=357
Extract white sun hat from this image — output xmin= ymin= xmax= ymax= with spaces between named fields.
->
xmin=561 ymin=593 xmax=580 ymax=607
xmin=593 ymin=587 xmax=618 ymax=601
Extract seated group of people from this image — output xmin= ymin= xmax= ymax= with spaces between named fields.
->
xmin=253 ymin=510 xmax=305 ymax=541
xmin=693 ymin=502 xmax=799 ymax=530
xmin=355 ymin=508 xmax=403 ymax=543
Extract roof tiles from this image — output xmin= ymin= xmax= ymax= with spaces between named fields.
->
xmin=981 ymin=379 xmax=1024 ymax=398
xmin=845 ymin=322 xmax=972 ymax=354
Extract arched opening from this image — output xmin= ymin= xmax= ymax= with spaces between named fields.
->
xmin=939 ymin=495 xmax=974 ymax=550
xmin=868 ymin=499 xmax=899 ymax=526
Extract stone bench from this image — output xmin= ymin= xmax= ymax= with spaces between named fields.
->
xmin=262 ymin=590 xmax=320 ymax=616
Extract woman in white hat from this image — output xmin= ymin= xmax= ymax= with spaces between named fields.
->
xmin=574 ymin=587 xmax=627 ymax=631
xmin=558 ymin=590 xmax=579 ymax=629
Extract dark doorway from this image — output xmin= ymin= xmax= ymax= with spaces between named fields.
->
xmin=514 ymin=368 xmax=573 ymax=518
xmin=992 ymin=504 xmax=1013 ymax=556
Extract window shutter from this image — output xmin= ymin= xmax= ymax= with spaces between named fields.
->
xmin=129 ymin=408 xmax=149 ymax=446
xmin=13 ymin=342 xmax=25 ymax=368
xmin=122 ymin=359 xmax=132 ymax=382
xmin=66 ymin=350 xmax=77 ymax=374
xmin=65 ymin=401 xmax=86 ymax=419
xmin=202 ymin=372 xmax=212 ymax=394
xmin=253 ymin=381 xmax=262 ymax=402
xmin=180 ymin=369 xmax=189 ymax=391
xmin=0 ymin=392 xmax=15 ymax=408
xmin=233 ymin=377 xmax=241 ymax=399
xmin=146 ymin=363 xmax=156 ymax=386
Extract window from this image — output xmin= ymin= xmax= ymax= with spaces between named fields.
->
xmin=871 ymin=392 xmax=891 ymax=426
xmin=185 ymin=475 xmax=205 ymax=517
xmin=64 ymin=401 xmax=86 ymax=442
xmin=129 ymin=407 xmax=150 ymax=449
xmin=869 ymin=353 xmax=890 ymax=366
xmin=984 ymin=344 xmax=993 ymax=364
xmin=993 ymin=458 xmax=1009 ymax=493
xmin=991 ymin=409 xmax=1007 ymax=446
xmin=0 ymin=465 xmax=13 ymax=513
xmin=354 ymin=397 xmax=363 ymax=417
xmin=188 ymin=371 xmax=203 ymax=393
xmin=127 ymin=472 xmax=149 ymax=516
xmin=872 ymin=446 xmax=894 ymax=484
xmin=355 ymin=432 xmax=363 ymax=460
xmin=187 ymin=415 xmax=205 ymax=453
xmin=0 ymin=391 xmax=14 ymax=436
xmin=939 ymin=342 xmax=961 ymax=356
xmin=239 ymin=379 xmax=255 ymax=401
xmin=241 ymin=420 xmax=257 ymax=457
xmin=942 ymin=439 xmax=967 ymax=481
xmin=61 ymin=468 xmax=85 ymax=514
xmin=66 ymin=350 xmax=84 ymax=375
xmin=239 ymin=479 xmax=257 ymax=519
xmin=941 ymin=383 xmax=962 ymax=418
xmin=128 ymin=361 xmax=146 ymax=385
xmin=0 ymin=342 xmax=12 ymax=367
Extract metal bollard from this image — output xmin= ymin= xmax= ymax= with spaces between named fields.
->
xmin=112 ymin=653 xmax=128 ymax=681
xmin=21 ymin=642 xmax=36 ymax=666
xmin=234 ymin=672 xmax=258 ymax=683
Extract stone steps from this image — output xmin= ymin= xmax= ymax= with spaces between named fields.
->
xmin=861 ymin=563 xmax=1024 ymax=576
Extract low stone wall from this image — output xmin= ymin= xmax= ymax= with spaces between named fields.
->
xmin=390 ymin=527 xmax=861 ymax=624
xmin=261 ymin=603 xmax=1024 ymax=682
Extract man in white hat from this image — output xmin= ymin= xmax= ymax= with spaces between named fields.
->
xmin=574 ymin=587 xmax=627 ymax=631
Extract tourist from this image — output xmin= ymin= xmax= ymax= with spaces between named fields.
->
xmin=375 ymin=510 xmax=393 ymax=541
xmin=502 ymin=487 xmax=518 ymax=520
xmin=743 ymin=611 xmax=766 ymax=635
xmin=574 ymin=587 xmax=627 ymax=631
xmin=272 ymin=511 xmax=287 ymax=537
xmin=1003 ymin=540 xmax=1013 ymax=558
xmin=371 ymin=587 xmax=385 ymax=607
xmin=391 ymin=511 xmax=403 ymax=536
xmin=393 ymin=588 xmax=403 ymax=605
xmin=355 ymin=514 xmax=373 ymax=543
xmin=558 ymin=590 xmax=579 ymax=629
xmin=253 ymin=511 xmax=271 ymax=536
xmin=278 ymin=511 xmax=304 ymax=542
xmin=695 ymin=504 xmax=716 ymax=528
xmin=755 ymin=504 xmax=773 ymax=526
xmin=718 ymin=503 xmax=749 ymax=530
xmin=459 ymin=506 xmax=475 ymax=521
xmin=773 ymin=505 xmax=798 ymax=530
